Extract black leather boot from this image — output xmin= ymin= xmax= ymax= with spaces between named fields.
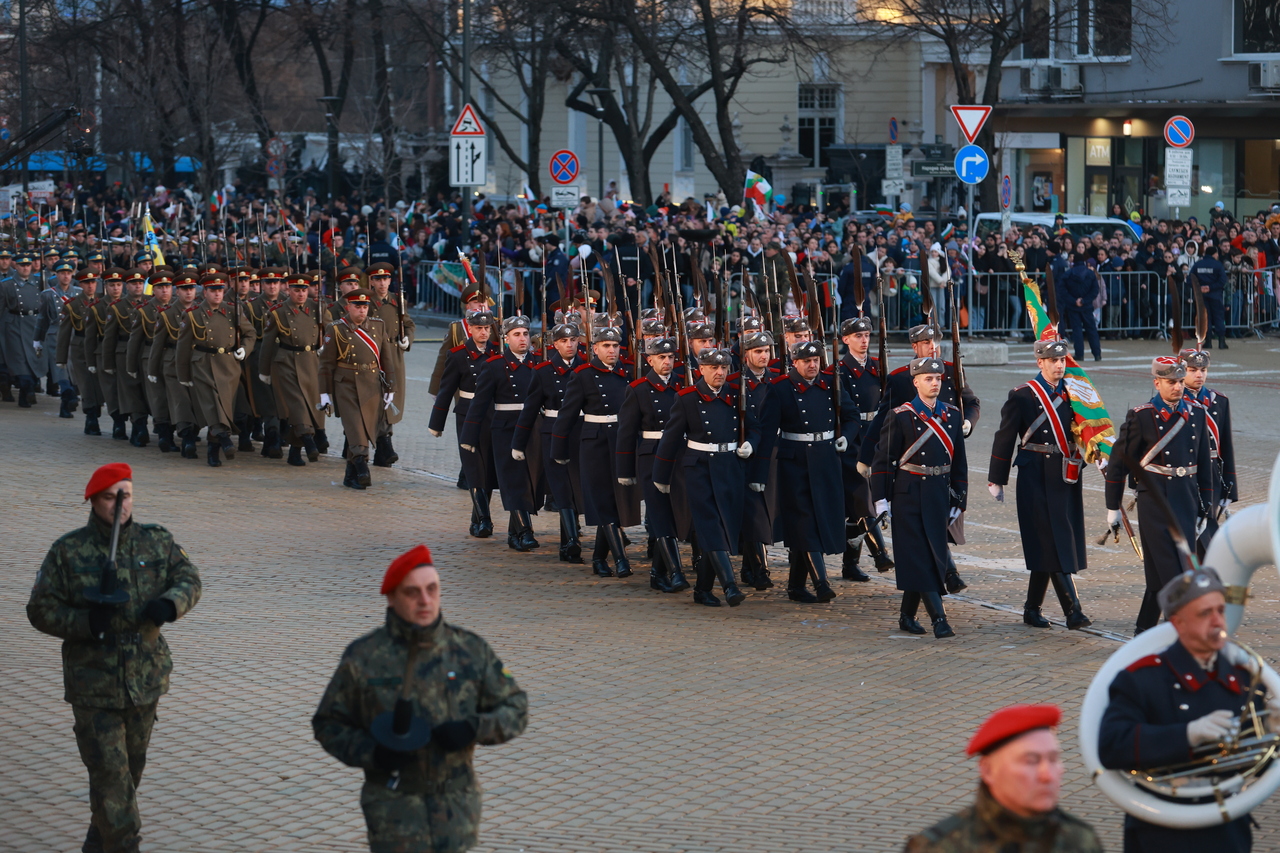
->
xmin=591 ymin=529 xmax=613 ymax=577
xmin=382 ymin=433 xmax=399 ymax=465
xmin=207 ymin=440 xmax=222 ymax=467
xmin=737 ymin=539 xmax=757 ymax=589
xmin=130 ymin=418 xmax=150 ymax=447
xmin=921 ymin=592 xmax=955 ymax=638
xmin=288 ymin=444 xmax=306 ymax=466
xmin=866 ymin=522 xmax=895 ymax=570
xmin=898 ymin=592 xmax=926 ymax=634
xmin=251 ymin=416 xmax=264 ymax=441
xmin=842 ymin=529 xmax=871 ymax=581
xmin=179 ymin=427 xmax=197 ymax=458
xmin=59 ymin=388 xmax=76 ymax=418
xmin=16 ymin=377 xmax=32 ymax=407
xmin=354 ymin=455 xmax=372 ymax=487
xmin=558 ymin=509 xmax=583 ymax=562
xmin=314 ymin=428 xmax=330 ymax=454
xmin=944 ymin=555 xmax=967 ymax=593
xmin=468 ymin=489 xmax=491 ymax=537
xmin=516 ymin=511 xmax=539 ymax=549
xmin=219 ymin=432 xmax=236 ymax=460
xmin=1218 ymin=336 xmax=1228 ymax=350
xmin=786 ymin=550 xmax=819 ymax=603
xmin=341 ymin=437 xmax=349 ymax=459
xmin=111 ymin=414 xmax=128 ymax=439
xmin=343 ymin=459 xmax=365 ymax=489
xmin=740 ymin=542 xmax=773 ymax=590
xmin=1023 ymin=572 xmax=1052 ymax=628
xmin=157 ymin=424 xmax=176 ymax=453
xmin=84 ymin=406 xmax=102 ymax=435
xmin=262 ymin=428 xmax=283 ymax=458
xmin=46 ymin=376 xmax=58 ymax=396
xmin=802 ymin=551 xmax=837 ymax=602
xmin=373 ymin=435 xmax=391 ymax=467
xmin=1135 ymin=590 xmax=1160 ymax=634
xmin=707 ymin=550 xmax=746 ymax=607
xmin=649 ymin=541 xmax=675 ymax=592
xmin=302 ymin=435 xmax=320 ymax=462
xmin=238 ymin=428 xmax=254 ymax=453
xmin=656 ymin=537 xmax=691 ymax=592
xmin=602 ymin=523 xmax=632 ymax=578
xmin=1050 ymin=573 xmax=1093 ymax=629
xmin=692 ymin=546 xmax=719 ymax=606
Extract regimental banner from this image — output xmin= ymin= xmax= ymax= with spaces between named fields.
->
xmin=1022 ymin=277 xmax=1116 ymax=462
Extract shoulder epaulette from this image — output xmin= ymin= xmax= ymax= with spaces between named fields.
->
xmin=629 ymin=377 xmax=647 ymax=388
xmin=573 ymin=363 xmax=594 ymax=373
xmin=186 ymin=305 xmax=199 ymax=313
xmin=770 ymin=375 xmax=789 ymax=385
xmin=678 ymin=385 xmax=698 ymax=396
xmin=532 ymin=361 xmax=551 ymax=370
xmin=450 ymin=343 xmax=468 ymax=353
xmin=890 ymin=365 xmax=909 ymax=376
xmin=1125 ymin=653 xmax=1164 ymax=672
xmin=1133 ymin=403 xmax=1154 ymax=411
xmin=942 ymin=401 xmax=960 ymax=412
xmin=894 ymin=403 xmax=914 ymax=413
xmin=485 ymin=354 xmax=505 ymax=363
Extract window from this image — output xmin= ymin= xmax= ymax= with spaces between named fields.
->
xmin=1022 ymin=0 xmax=1051 ymax=60
xmin=679 ymin=118 xmax=695 ymax=172
xmin=798 ymin=84 xmax=840 ymax=168
xmin=1236 ymin=0 xmax=1280 ymax=54
xmin=1074 ymin=0 xmax=1132 ymax=57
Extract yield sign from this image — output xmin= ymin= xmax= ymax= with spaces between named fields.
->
xmin=949 ymin=104 xmax=992 ymax=145
xmin=450 ymin=104 xmax=485 ymax=136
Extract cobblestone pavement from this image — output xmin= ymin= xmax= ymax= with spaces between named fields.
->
xmin=3 ymin=336 xmax=1280 ymax=852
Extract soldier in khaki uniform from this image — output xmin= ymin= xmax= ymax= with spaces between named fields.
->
xmin=318 ymin=287 xmax=396 ymax=489
xmin=313 ymin=545 xmax=527 ymax=853
xmin=176 ymin=272 xmax=256 ymax=467
xmin=27 ymin=463 xmax=202 ymax=853
xmin=258 ymin=271 xmax=326 ymax=466
xmin=367 ymin=262 xmax=415 ymax=467
xmin=102 ymin=269 xmax=152 ymax=447
xmin=229 ymin=268 xmax=260 ymax=452
xmin=85 ymin=269 xmax=126 ymax=438
xmin=247 ymin=267 xmax=285 ymax=457
xmin=57 ymin=269 xmax=106 ymax=435
xmin=126 ymin=271 xmax=174 ymax=452
xmin=147 ymin=272 xmax=202 ymax=458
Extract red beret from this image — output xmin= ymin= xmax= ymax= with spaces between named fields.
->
xmin=966 ymin=704 xmax=1061 ymax=756
xmin=84 ymin=463 xmax=133 ymax=501
xmin=381 ymin=545 xmax=434 ymax=594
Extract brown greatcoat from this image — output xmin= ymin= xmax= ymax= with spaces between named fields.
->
xmin=103 ymin=295 xmax=149 ymax=416
xmin=370 ymin=292 xmax=414 ymax=428
xmin=148 ymin=302 xmax=200 ymax=429
xmin=55 ymin=292 xmax=104 ymax=409
xmin=128 ymin=297 xmax=171 ymax=425
xmin=259 ymin=300 xmax=325 ymax=438
xmin=176 ymin=302 xmax=256 ymax=434
xmin=244 ymin=294 xmax=282 ymax=422
xmin=84 ymin=300 xmax=118 ymax=414
xmin=318 ymin=315 xmax=393 ymax=458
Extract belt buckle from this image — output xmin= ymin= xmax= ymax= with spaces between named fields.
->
xmin=1175 ymin=466 xmax=1187 ymax=477
xmin=304 ymin=345 xmax=312 ymax=352
xmin=217 ymin=347 xmax=226 ymax=354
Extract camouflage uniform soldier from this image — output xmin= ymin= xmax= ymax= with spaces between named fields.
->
xmin=57 ymin=270 xmax=106 ymax=434
xmin=313 ymin=545 xmax=528 ymax=853
xmin=258 ymin=271 xmax=326 ymax=466
xmin=26 ymin=463 xmax=202 ymax=853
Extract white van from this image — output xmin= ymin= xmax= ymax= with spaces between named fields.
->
xmin=975 ymin=212 xmax=1141 ymax=244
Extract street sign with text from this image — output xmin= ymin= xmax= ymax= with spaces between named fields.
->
xmin=1164 ymin=148 xmax=1193 ymax=186
xmin=881 ymin=179 xmax=905 ymax=197
xmin=550 ymin=186 xmax=580 ymax=208
xmin=912 ymin=161 xmax=956 ymax=178
xmin=885 ymin=144 xmax=903 ymax=180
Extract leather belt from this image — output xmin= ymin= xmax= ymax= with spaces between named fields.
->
xmin=642 ymin=430 xmax=663 ymax=439
xmin=1144 ymin=463 xmax=1198 ymax=477
xmin=688 ymin=440 xmax=738 ymax=453
xmin=195 ymin=344 xmax=228 ymax=354
xmin=899 ymin=463 xmax=952 ymax=476
xmin=1023 ymin=442 xmax=1062 ymax=456
xmin=338 ymin=362 xmax=376 ymax=370
xmin=781 ymin=430 xmax=836 ymax=442
xmin=583 ymin=413 xmax=618 ymax=423
xmin=457 ymin=390 xmax=475 ymax=399
xmin=860 ymin=412 xmax=875 ymax=421
xmin=494 ymin=403 xmax=523 ymax=411
xmin=542 ymin=408 xmax=560 ymax=417
xmin=279 ymin=342 xmax=314 ymax=352
xmin=9 ymin=309 xmax=38 ymax=316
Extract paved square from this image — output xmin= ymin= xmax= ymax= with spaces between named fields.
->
xmin=3 ymin=336 xmax=1279 ymax=852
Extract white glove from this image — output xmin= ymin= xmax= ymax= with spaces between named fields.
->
xmin=962 ymin=419 xmax=972 ymax=437
xmin=147 ymin=375 xmax=157 ymax=384
xmin=1187 ymin=709 xmax=1238 ymax=748
xmin=988 ymin=483 xmax=1004 ymax=503
xmin=1107 ymin=509 xmax=1122 ymax=527
xmin=103 ymin=368 xmax=114 ymax=375
xmin=1095 ymin=457 xmax=1109 ymax=473
xmin=655 ymin=482 xmax=671 ymax=494
xmin=617 ymin=477 xmax=636 ymax=486
xmin=460 ymin=444 xmax=475 ymax=453
xmin=318 ymin=393 xmax=332 ymax=411
xmin=554 ymin=458 xmax=570 ymax=465
xmin=875 ymin=499 xmax=890 ymax=517
xmin=1220 ymin=498 xmax=1233 ymax=509
xmin=736 ymin=441 xmax=753 ymax=459
xmin=258 ymin=373 xmax=271 ymax=385
xmin=55 ymin=363 xmax=65 ymax=369
xmin=1225 ymin=643 xmax=1261 ymax=676
xmin=87 ymin=365 xmax=96 ymax=374
xmin=383 ymin=392 xmax=395 ymax=410
xmin=857 ymin=461 xmax=871 ymax=478
xmin=948 ymin=507 xmax=962 ymax=524
xmin=127 ymin=371 xmax=137 ymax=378
xmin=32 ymin=340 xmax=42 ymax=354
xmin=429 ymin=428 xmax=443 ymax=437
xmin=399 ymin=336 xmax=411 ymax=350
xmin=834 ymin=436 xmax=848 ymax=452
xmin=180 ymin=380 xmax=193 ymax=387
xmin=748 ymin=482 xmax=765 ymax=492
xmin=233 ymin=346 xmax=246 ymax=361
xmin=511 ymin=448 xmax=526 ymax=461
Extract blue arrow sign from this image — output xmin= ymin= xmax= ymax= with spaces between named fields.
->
xmin=954 ymin=144 xmax=989 ymax=185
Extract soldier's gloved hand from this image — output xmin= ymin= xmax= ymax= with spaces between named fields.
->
xmin=318 ymin=393 xmax=332 ymax=411
xmin=233 ymin=347 xmax=246 ymax=361
xmin=373 ymin=744 xmax=416 ymax=773
xmin=258 ymin=373 xmax=271 ymax=386
xmin=432 ymin=719 xmax=478 ymax=752
xmin=948 ymin=507 xmax=962 ymax=524
xmin=875 ymin=499 xmax=890 ymax=519
xmin=104 ymin=367 xmax=114 ymax=375
xmin=460 ymin=444 xmax=476 ymax=453
xmin=834 ymin=436 xmax=848 ymax=452
xmin=1106 ymin=509 xmax=1121 ymax=528
xmin=1095 ymin=457 xmax=1109 ymax=474
xmin=399 ymin=336 xmax=411 ymax=350
xmin=87 ymin=606 xmax=113 ymax=639
xmin=1220 ymin=498 xmax=1233 ymax=509
xmin=988 ymin=483 xmax=1004 ymax=503
xmin=180 ymin=380 xmax=193 ymax=388
xmin=511 ymin=449 xmax=526 ymax=461
xmin=748 ymin=482 xmax=766 ymax=492
xmin=56 ymin=363 xmax=66 ymax=370
xmin=736 ymin=440 xmax=753 ymax=459
xmin=962 ymin=419 xmax=972 ymax=437
xmin=617 ymin=477 xmax=636 ymax=486
xmin=127 ymin=371 xmax=137 ymax=379
xmin=142 ymin=598 xmax=177 ymax=627
xmin=857 ymin=461 xmax=871 ymax=478
xmin=87 ymin=365 xmax=96 ymax=373
xmin=554 ymin=458 xmax=570 ymax=466
xmin=655 ymin=482 xmax=671 ymax=494
xmin=429 ymin=429 xmax=443 ymax=437
xmin=1225 ymin=643 xmax=1261 ymax=676
xmin=1187 ymin=709 xmax=1237 ymax=747
xmin=32 ymin=340 xmax=42 ymax=354
xmin=383 ymin=392 xmax=395 ymax=410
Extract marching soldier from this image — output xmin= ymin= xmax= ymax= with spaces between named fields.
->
xmin=228 ymin=269 xmax=259 ymax=453
xmin=0 ymin=245 xmax=13 ymax=401
xmin=0 ymin=251 xmax=47 ymax=408
xmin=126 ymin=271 xmax=175 ymax=452
xmin=987 ymin=340 xmax=1092 ymax=630
xmin=368 ymin=262 xmax=415 ymax=467
xmin=872 ymin=356 xmax=968 ymax=638
xmin=760 ymin=340 xmax=851 ymax=604
xmin=177 ymin=273 xmax=256 ymax=467
xmin=102 ymin=270 xmax=152 ymax=447
xmin=430 ymin=283 xmax=491 ymax=490
xmin=86 ymin=269 xmax=126 ymax=439
xmin=461 ymin=315 xmax=542 ymax=552
xmin=27 ymin=463 xmax=201 ymax=853
xmin=35 ymin=258 xmax=81 ymax=418
xmin=1180 ymin=347 xmax=1237 ymax=554
xmin=312 ymin=545 xmax=527 ymax=853
xmin=514 ymin=323 xmax=587 ymax=563
xmin=57 ymin=270 xmax=105 ymax=435
xmin=731 ymin=329 xmax=780 ymax=590
xmin=551 ymin=325 xmax=641 ymax=578
xmin=318 ymin=288 xmax=396 ymax=489
xmin=148 ymin=271 xmax=202 ymax=459
xmin=430 ymin=309 xmax=499 ymax=533
xmin=246 ymin=268 xmax=285 ymax=458
xmin=617 ymin=336 xmax=691 ymax=593
xmin=258 ymin=272 xmax=326 ymax=466
xmin=1105 ymin=356 xmax=1214 ymax=634
xmin=836 ymin=316 xmax=894 ymax=579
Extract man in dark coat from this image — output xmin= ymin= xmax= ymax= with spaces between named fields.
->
xmin=1060 ymin=253 xmax=1101 ymax=362
xmin=1180 ymin=347 xmax=1236 ymax=557
xmin=872 ymin=356 xmax=968 ymax=638
xmin=1189 ymin=245 xmax=1228 ymax=349
xmin=730 ymin=329 xmax=781 ymax=590
xmin=836 ymin=315 xmax=893 ymax=579
xmin=1105 ymin=356 xmax=1214 ymax=633
xmin=987 ymin=339 xmax=1091 ymax=630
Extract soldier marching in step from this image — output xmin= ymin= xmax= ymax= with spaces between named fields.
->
xmin=1179 ymin=346 xmax=1236 ymax=557
xmin=36 ymin=257 xmax=81 ymax=418
xmin=245 ymin=267 xmax=286 ymax=458
xmin=85 ymin=269 xmax=126 ymax=438
xmin=1 ymin=251 xmax=48 ymax=408
xmin=367 ymin=262 xmax=415 ymax=468
xmin=258 ymin=271 xmax=326 ymax=467
xmin=101 ymin=269 xmax=152 ymax=447
xmin=148 ymin=270 xmax=203 ymax=458
xmin=126 ymin=270 xmax=175 ymax=452
xmin=730 ymin=326 xmax=781 ymax=591
xmin=57 ymin=269 xmax=106 ymax=434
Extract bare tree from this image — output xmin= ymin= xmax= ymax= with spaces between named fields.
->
xmin=286 ymin=0 xmax=358 ymax=197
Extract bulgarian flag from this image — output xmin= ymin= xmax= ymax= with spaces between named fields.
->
xmin=1023 ymin=275 xmax=1115 ymax=462
xmin=743 ymin=171 xmax=772 ymax=219
xmin=874 ymin=204 xmax=893 ymax=218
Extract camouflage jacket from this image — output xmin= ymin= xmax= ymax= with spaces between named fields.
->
xmin=905 ymin=785 xmax=1102 ymax=853
xmin=27 ymin=512 xmax=202 ymax=710
xmin=313 ymin=609 xmax=528 ymax=851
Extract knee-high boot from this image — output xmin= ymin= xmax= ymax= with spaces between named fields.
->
xmin=1023 ymin=572 xmax=1052 ymax=628
xmin=559 ymin=509 xmax=583 ymax=563
xmin=591 ymin=528 xmax=612 ymax=577
xmin=706 ymin=550 xmax=746 ymax=607
xmin=1135 ymin=589 xmax=1161 ymax=634
xmin=865 ymin=521 xmax=895 ymax=570
xmin=468 ymin=489 xmax=493 ymax=538
xmin=786 ymin=549 xmax=818 ymax=603
xmin=601 ymin=523 xmax=632 ymax=578
xmin=1050 ymin=573 xmax=1092 ymax=629
xmin=899 ymin=592 xmax=926 ymax=634
xmin=920 ymin=592 xmax=955 ymax=638
xmin=842 ymin=524 xmax=870 ymax=581
xmin=656 ymin=537 xmax=690 ymax=592
xmin=799 ymin=551 xmax=837 ymax=602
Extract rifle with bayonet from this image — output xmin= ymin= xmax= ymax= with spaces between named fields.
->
xmin=85 ymin=489 xmax=131 ymax=639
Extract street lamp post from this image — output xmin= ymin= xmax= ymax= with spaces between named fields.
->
xmin=586 ymin=88 xmax=612 ymax=200
xmin=317 ymin=96 xmax=341 ymax=201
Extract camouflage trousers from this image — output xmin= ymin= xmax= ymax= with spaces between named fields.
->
xmin=360 ymin=783 xmax=481 ymax=853
xmin=72 ymin=702 xmax=157 ymax=853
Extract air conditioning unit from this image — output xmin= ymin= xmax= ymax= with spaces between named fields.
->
xmin=1249 ymin=61 xmax=1280 ymax=91
xmin=1052 ymin=64 xmax=1082 ymax=92
xmin=1021 ymin=66 xmax=1051 ymax=92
